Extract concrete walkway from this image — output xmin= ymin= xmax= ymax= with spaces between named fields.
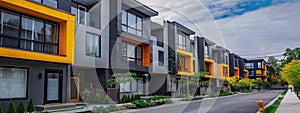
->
xmin=276 ymin=90 xmax=300 ymax=113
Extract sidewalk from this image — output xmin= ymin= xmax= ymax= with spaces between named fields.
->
xmin=276 ymin=90 xmax=300 ymax=113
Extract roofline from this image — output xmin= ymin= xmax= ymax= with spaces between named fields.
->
xmin=166 ymin=20 xmax=195 ymax=35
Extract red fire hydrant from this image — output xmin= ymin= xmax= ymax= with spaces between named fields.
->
xmin=256 ymin=100 xmax=264 ymax=113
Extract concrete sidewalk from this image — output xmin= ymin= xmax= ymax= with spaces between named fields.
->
xmin=276 ymin=90 xmax=300 ymax=113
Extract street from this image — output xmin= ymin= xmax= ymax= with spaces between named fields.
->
xmin=119 ymin=90 xmax=283 ymax=113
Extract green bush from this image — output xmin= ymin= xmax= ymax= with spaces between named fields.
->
xmin=16 ymin=100 xmax=25 ymax=113
xmin=94 ymin=93 xmax=101 ymax=103
xmin=81 ymin=88 xmax=91 ymax=102
xmin=132 ymin=100 xmax=150 ymax=108
xmin=123 ymin=104 xmax=136 ymax=109
xmin=0 ymin=103 xmax=2 ymax=113
xmin=103 ymin=95 xmax=109 ymax=104
xmin=27 ymin=98 xmax=34 ymax=113
xmin=93 ymin=106 xmax=109 ymax=113
xmin=106 ymin=104 xmax=119 ymax=111
xmin=242 ymin=89 xmax=252 ymax=93
xmin=6 ymin=99 xmax=16 ymax=113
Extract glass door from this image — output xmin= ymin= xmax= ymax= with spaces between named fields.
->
xmin=44 ymin=70 xmax=63 ymax=104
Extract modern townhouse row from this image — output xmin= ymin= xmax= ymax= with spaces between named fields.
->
xmin=0 ymin=0 xmax=275 ymax=109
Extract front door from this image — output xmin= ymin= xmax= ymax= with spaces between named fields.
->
xmin=70 ymin=77 xmax=80 ymax=102
xmin=44 ymin=70 xmax=63 ymax=104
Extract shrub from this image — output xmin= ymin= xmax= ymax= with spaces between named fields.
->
xmin=94 ymin=93 xmax=101 ymax=103
xmin=242 ymin=89 xmax=252 ymax=93
xmin=6 ymin=99 xmax=16 ymax=113
xmin=93 ymin=106 xmax=109 ymax=113
xmin=0 ymin=103 xmax=2 ymax=113
xmin=282 ymin=90 xmax=287 ymax=95
xmin=103 ymin=95 xmax=109 ymax=104
xmin=106 ymin=104 xmax=119 ymax=111
xmin=16 ymin=100 xmax=25 ymax=113
xmin=27 ymin=98 xmax=34 ymax=113
xmin=81 ymin=89 xmax=91 ymax=102
xmin=123 ymin=104 xmax=136 ymax=109
xmin=132 ymin=100 xmax=150 ymax=108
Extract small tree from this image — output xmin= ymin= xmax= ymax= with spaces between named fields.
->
xmin=225 ymin=77 xmax=238 ymax=91
xmin=26 ymin=98 xmax=34 ymax=113
xmin=107 ymin=72 xmax=142 ymax=88
xmin=103 ymin=95 xmax=109 ymax=104
xmin=281 ymin=60 xmax=300 ymax=87
xmin=16 ymin=100 xmax=25 ymax=113
xmin=6 ymin=99 xmax=16 ymax=113
xmin=179 ymin=72 xmax=205 ymax=96
xmin=94 ymin=93 xmax=101 ymax=103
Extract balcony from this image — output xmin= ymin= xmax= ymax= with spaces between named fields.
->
xmin=204 ymin=58 xmax=214 ymax=78
xmin=71 ymin=5 xmax=101 ymax=29
xmin=218 ymin=64 xmax=229 ymax=80
xmin=177 ymin=49 xmax=193 ymax=76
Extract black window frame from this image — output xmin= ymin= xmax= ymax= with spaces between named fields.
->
xmin=121 ymin=42 xmax=143 ymax=66
xmin=158 ymin=50 xmax=164 ymax=66
xmin=0 ymin=8 xmax=60 ymax=55
xmin=31 ymin=0 xmax=58 ymax=9
xmin=121 ymin=10 xmax=143 ymax=37
xmin=85 ymin=32 xmax=101 ymax=58
xmin=0 ymin=66 xmax=29 ymax=100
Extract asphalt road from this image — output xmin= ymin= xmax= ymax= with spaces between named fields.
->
xmin=122 ymin=90 xmax=283 ymax=113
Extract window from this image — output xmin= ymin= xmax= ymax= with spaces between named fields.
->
xmin=245 ymin=63 xmax=254 ymax=69
xmin=121 ymin=10 xmax=143 ymax=37
xmin=0 ymin=9 xmax=60 ymax=55
xmin=257 ymin=62 xmax=262 ymax=68
xmin=31 ymin=0 xmax=58 ymax=8
xmin=235 ymin=59 xmax=239 ymax=67
xmin=121 ymin=42 xmax=143 ymax=66
xmin=0 ymin=67 xmax=28 ymax=99
xmin=178 ymin=34 xmax=186 ymax=50
xmin=120 ymin=81 xmax=131 ymax=92
xmin=120 ymin=80 xmax=140 ymax=93
xmin=204 ymin=45 xmax=209 ymax=58
xmin=158 ymin=51 xmax=164 ymax=66
xmin=178 ymin=56 xmax=186 ymax=71
xmin=71 ymin=2 xmax=87 ymax=25
xmin=86 ymin=33 xmax=100 ymax=57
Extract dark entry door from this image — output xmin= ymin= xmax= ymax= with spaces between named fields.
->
xmin=44 ymin=70 xmax=63 ymax=104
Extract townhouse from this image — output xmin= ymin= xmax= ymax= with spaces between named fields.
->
xmin=229 ymin=53 xmax=247 ymax=79
xmin=0 ymin=0 xmax=75 ymax=107
xmin=71 ymin=0 xmax=158 ymax=103
xmin=245 ymin=59 xmax=268 ymax=81
xmin=165 ymin=21 xmax=195 ymax=95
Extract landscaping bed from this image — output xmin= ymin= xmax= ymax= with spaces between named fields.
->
xmin=263 ymin=90 xmax=287 ymax=113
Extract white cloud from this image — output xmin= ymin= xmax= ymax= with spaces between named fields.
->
xmin=217 ymin=2 xmax=300 ymax=58
xmin=137 ymin=0 xmax=300 ymax=59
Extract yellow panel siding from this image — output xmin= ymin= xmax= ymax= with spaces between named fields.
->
xmin=0 ymin=0 xmax=75 ymax=64
xmin=176 ymin=49 xmax=194 ymax=76
xmin=234 ymin=67 xmax=240 ymax=79
xmin=244 ymin=70 xmax=249 ymax=78
xmin=256 ymin=70 xmax=262 ymax=74
xmin=204 ymin=58 xmax=214 ymax=78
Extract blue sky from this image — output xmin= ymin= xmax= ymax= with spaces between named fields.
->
xmin=138 ymin=0 xmax=300 ymax=59
xmin=206 ymin=0 xmax=298 ymax=19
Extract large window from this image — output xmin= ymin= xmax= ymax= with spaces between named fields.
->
xmin=121 ymin=10 xmax=143 ymax=37
xmin=120 ymin=79 xmax=141 ymax=93
xmin=257 ymin=62 xmax=262 ymax=68
xmin=0 ymin=67 xmax=28 ymax=99
xmin=178 ymin=34 xmax=186 ymax=50
xmin=245 ymin=63 xmax=254 ymax=69
xmin=31 ymin=0 xmax=58 ymax=9
xmin=71 ymin=2 xmax=87 ymax=25
xmin=0 ymin=9 xmax=59 ymax=55
xmin=158 ymin=51 xmax=164 ymax=66
xmin=121 ymin=42 xmax=143 ymax=66
xmin=178 ymin=56 xmax=186 ymax=71
xmin=86 ymin=33 xmax=101 ymax=57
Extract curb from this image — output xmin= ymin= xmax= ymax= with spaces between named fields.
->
xmin=256 ymin=94 xmax=282 ymax=113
